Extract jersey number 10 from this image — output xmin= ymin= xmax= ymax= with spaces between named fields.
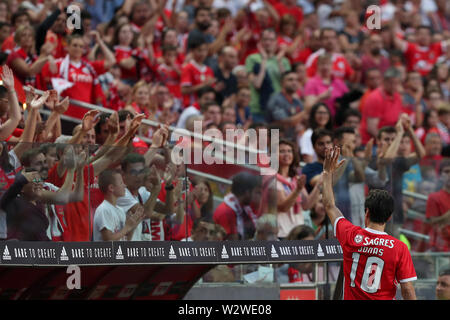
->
xmin=350 ymin=253 xmax=385 ymax=293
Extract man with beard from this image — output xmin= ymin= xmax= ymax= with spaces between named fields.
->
xmin=187 ymin=6 xmax=214 ymax=49
xmin=360 ymin=33 xmax=390 ymax=83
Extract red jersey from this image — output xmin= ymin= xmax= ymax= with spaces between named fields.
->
xmin=155 ymin=62 xmax=181 ymax=98
xmin=272 ymin=1 xmax=303 ymax=27
xmin=114 ymin=45 xmax=138 ymax=80
xmin=360 ymin=87 xmax=404 ymax=144
xmin=180 ymin=61 xmax=214 ymax=108
xmin=306 ymin=49 xmax=354 ymax=80
xmin=403 ymin=41 xmax=445 ymax=76
xmin=6 ymin=47 xmax=44 ymax=89
xmin=1 ymin=34 xmax=15 ymax=54
xmin=335 ymin=217 xmax=417 ymax=300
xmin=425 ymin=189 xmax=450 ymax=252
xmin=46 ymin=163 xmax=97 ymax=242
xmin=42 ymin=58 xmax=106 ymax=119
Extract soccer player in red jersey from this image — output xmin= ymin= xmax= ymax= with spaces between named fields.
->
xmin=322 ymin=146 xmax=417 ymax=300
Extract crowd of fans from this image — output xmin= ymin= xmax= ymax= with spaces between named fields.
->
xmin=0 ymin=0 xmax=448 ymax=286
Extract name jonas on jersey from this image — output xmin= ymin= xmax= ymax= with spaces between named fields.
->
xmin=360 ymin=237 xmax=395 ymax=248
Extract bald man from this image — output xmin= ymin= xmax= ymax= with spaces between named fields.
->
xmin=214 ymin=46 xmax=239 ymax=105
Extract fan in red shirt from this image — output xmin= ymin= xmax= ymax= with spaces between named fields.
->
xmin=305 ymin=28 xmax=354 ymax=81
xmin=180 ymin=36 xmax=215 ymax=108
xmin=322 ymin=146 xmax=417 ymax=300
xmin=155 ymin=45 xmax=182 ymax=102
xmin=46 ymin=110 xmax=145 ymax=241
xmin=360 ymin=67 xmax=404 ymax=145
xmin=213 ymin=172 xmax=262 ymax=240
xmin=393 ymin=25 xmax=449 ymax=77
xmin=41 ymin=33 xmax=115 ymax=119
xmin=113 ymin=22 xmax=154 ymax=86
xmin=6 ymin=25 xmax=53 ymax=90
xmin=267 ymin=0 xmax=303 ymax=28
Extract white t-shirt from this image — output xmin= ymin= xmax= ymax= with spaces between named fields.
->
xmin=299 ymin=128 xmax=318 ymax=162
xmin=93 ymin=200 xmax=128 ymax=241
xmin=116 ymin=187 xmax=164 ymax=241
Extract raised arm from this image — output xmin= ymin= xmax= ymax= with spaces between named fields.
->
xmin=0 ymin=66 xmax=22 ymax=141
xmin=91 ymin=31 xmax=117 ymax=70
xmin=42 ymin=148 xmax=87 ymax=205
xmin=322 ymin=146 xmax=346 ymax=227
xmin=383 ymin=115 xmax=405 ymax=162
xmin=91 ymin=114 xmax=145 ymax=176
xmin=13 ymin=89 xmax=50 ymax=160
xmin=88 ymin=111 xmax=120 ymax=163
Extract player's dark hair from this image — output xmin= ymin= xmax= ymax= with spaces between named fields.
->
xmin=364 ymin=189 xmax=394 ymax=224
xmin=311 ymin=128 xmax=333 ymax=147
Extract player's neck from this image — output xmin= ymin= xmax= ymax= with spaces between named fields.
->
xmin=365 ymin=221 xmax=386 ymax=233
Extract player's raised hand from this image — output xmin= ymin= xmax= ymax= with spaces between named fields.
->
xmin=323 ymin=146 xmax=346 ymax=174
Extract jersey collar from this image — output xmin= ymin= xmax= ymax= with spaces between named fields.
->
xmin=364 ymin=227 xmax=388 ymax=235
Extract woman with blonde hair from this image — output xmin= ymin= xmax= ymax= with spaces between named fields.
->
xmin=7 ymin=24 xmax=53 ymax=88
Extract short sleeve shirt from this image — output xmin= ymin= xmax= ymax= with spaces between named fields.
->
xmin=93 ymin=200 xmax=127 ymax=241
xmin=335 ymin=217 xmax=417 ymax=300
